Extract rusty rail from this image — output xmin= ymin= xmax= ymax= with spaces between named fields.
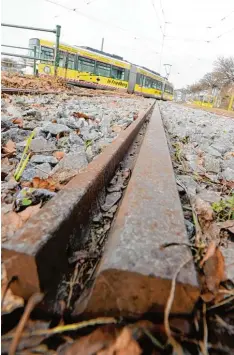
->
xmin=3 ymin=102 xmax=199 ymax=317
xmin=3 ymin=103 xmax=155 ymax=302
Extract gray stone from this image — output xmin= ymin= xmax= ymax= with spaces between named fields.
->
xmin=42 ymin=123 xmax=71 ymax=136
xmin=21 ymin=162 xmax=51 ymax=181
xmin=23 ymin=109 xmax=41 ymax=120
xmin=53 ymin=151 xmax=88 ymax=172
xmin=30 ymin=155 xmax=58 ymax=165
xmin=1 ymin=128 xmax=31 ymax=144
xmin=6 ymin=105 xmax=22 ymax=117
xmin=22 ymin=121 xmax=39 ymax=130
xmin=211 ymin=141 xmax=231 ymax=154
xmin=177 ymin=175 xmax=199 ymax=196
xmin=204 ymin=146 xmax=222 ymax=158
xmin=79 ymin=127 xmax=100 ymax=141
xmin=69 ymin=133 xmax=84 ymax=147
xmin=30 ymin=137 xmax=56 ymax=153
xmin=86 ymin=143 xmax=100 ymax=162
xmin=185 ymin=154 xmax=204 ymax=173
xmin=101 ymin=191 xmax=122 ymax=212
xmin=222 ymin=168 xmax=234 ymax=182
xmin=1 ymin=116 xmax=14 ymax=131
xmin=185 ymin=220 xmax=195 ymax=239
xmin=204 ymin=156 xmax=220 ymax=173
xmin=57 ymin=117 xmax=81 ymax=130
xmin=222 ymin=157 xmax=234 ymax=171
xmin=196 ymin=189 xmax=221 ymax=203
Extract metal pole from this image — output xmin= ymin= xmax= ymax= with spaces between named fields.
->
xmin=33 ymin=46 xmax=37 ymax=76
xmin=101 ymin=38 xmax=104 ymax=51
xmin=1 ymin=44 xmax=32 ymax=51
xmin=54 ymin=25 xmax=61 ymax=77
xmin=1 ymin=52 xmax=53 ymax=62
xmin=1 ymin=23 xmax=56 ymax=33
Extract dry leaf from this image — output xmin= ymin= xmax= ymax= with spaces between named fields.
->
xmin=64 ymin=326 xmax=117 ymax=355
xmin=73 ymin=112 xmax=93 ymax=120
xmin=97 ymin=327 xmax=141 ymax=355
xmin=32 ymin=176 xmax=59 ymax=191
xmin=12 ymin=117 xmax=23 ymax=128
xmin=200 ymin=241 xmax=216 ymax=267
xmin=2 ymin=140 xmax=16 ymax=155
xmin=203 ymin=247 xmax=226 ymax=294
xmin=194 ymin=197 xmax=214 ymax=222
xmin=53 ymin=151 xmax=65 ymax=161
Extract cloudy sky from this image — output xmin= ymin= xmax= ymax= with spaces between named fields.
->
xmin=1 ymin=0 xmax=234 ymax=88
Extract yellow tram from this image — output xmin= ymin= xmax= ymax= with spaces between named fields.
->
xmin=29 ymin=38 xmax=174 ymax=100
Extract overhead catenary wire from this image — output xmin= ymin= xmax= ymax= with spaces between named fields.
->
xmin=151 ymin=0 xmax=164 ymax=36
xmin=44 ymin=0 xmax=163 ymax=47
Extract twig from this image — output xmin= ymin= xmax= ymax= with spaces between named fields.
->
xmin=215 ymin=315 xmax=234 ymax=332
xmin=200 ymin=303 xmax=208 ymax=355
xmin=164 ymin=257 xmax=192 ymax=355
xmin=1 ymin=276 xmax=18 ymax=308
xmin=207 ymin=295 xmax=234 ymax=310
xmin=4 ymin=317 xmax=117 ymax=340
xmin=142 ymin=328 xmax=164 ymax=350
xmin=9 ymin=292 xmax=44 ymax=355
xmin=66 ymin=262 xmax=80 ymax=309
xmin=160 ymin=242 xmax=196 ymax=250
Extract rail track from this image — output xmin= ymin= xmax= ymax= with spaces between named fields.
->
xmin=2 ymin=101 xmax=198 ymax=318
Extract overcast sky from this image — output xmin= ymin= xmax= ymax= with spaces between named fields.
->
xmin=1 ymin=0 xmax=234 ymax=88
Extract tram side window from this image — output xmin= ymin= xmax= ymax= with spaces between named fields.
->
xmin=165 ymin=84 xmax=173 ymax=94
xmin=152 ymin=80 xmax=162 ymax=89
xmin=59 ymin=51 xmax=66 ymax=68
xmin=111 ymin=66 xmax=124 ymax=80
xmin=156 ymin=80 xmax=162 ymax=90
xmin=136 ymin=73 xmax=143 ymax=86
xmin=96 ymin=62 xmax=111 ymax=77
xmin=40 ymin=46 xmax=54 ymax=62
xmin=124 ymin=69 xmax=130 ymax=81
xmin=144 ymin=77 xmax=152 ymax=88
xmin=67 ymin=54 xmax=75 ymax=70
xmin=78 ymin=57 xmax=95 ymax=73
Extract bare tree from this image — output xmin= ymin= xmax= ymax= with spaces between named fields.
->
xmin=199 ymin=72 xmax=222 ymax=89
xmin=187 ymin=82 xmax=203 ymax=93
xmin=214 ymin=56 xmax=234 ymax=86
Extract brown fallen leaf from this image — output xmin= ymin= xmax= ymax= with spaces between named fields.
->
xmin=203 ymin=247 xmax=226 ymax=294
xmin=194 ymin=197 xmax=214 ymax=222
xmin=97 ymin=327 xmax=141 ymax=355
xmin=200 ymin=241 xmax=216 ymax=267
xmin=53 ymin=151 xmax=65 ymax=161
xmin=2 ymin=140 xmax=16 ymax=156
xmin=32 ymin=176 xmax=59 ymax=191
xmin=64 ymin=325 xmax=117 ymax=355
xmin=12 ymin=117 xmax=23 ymax=128
xmin=73 ymin=112 xmax=93 ymax=120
